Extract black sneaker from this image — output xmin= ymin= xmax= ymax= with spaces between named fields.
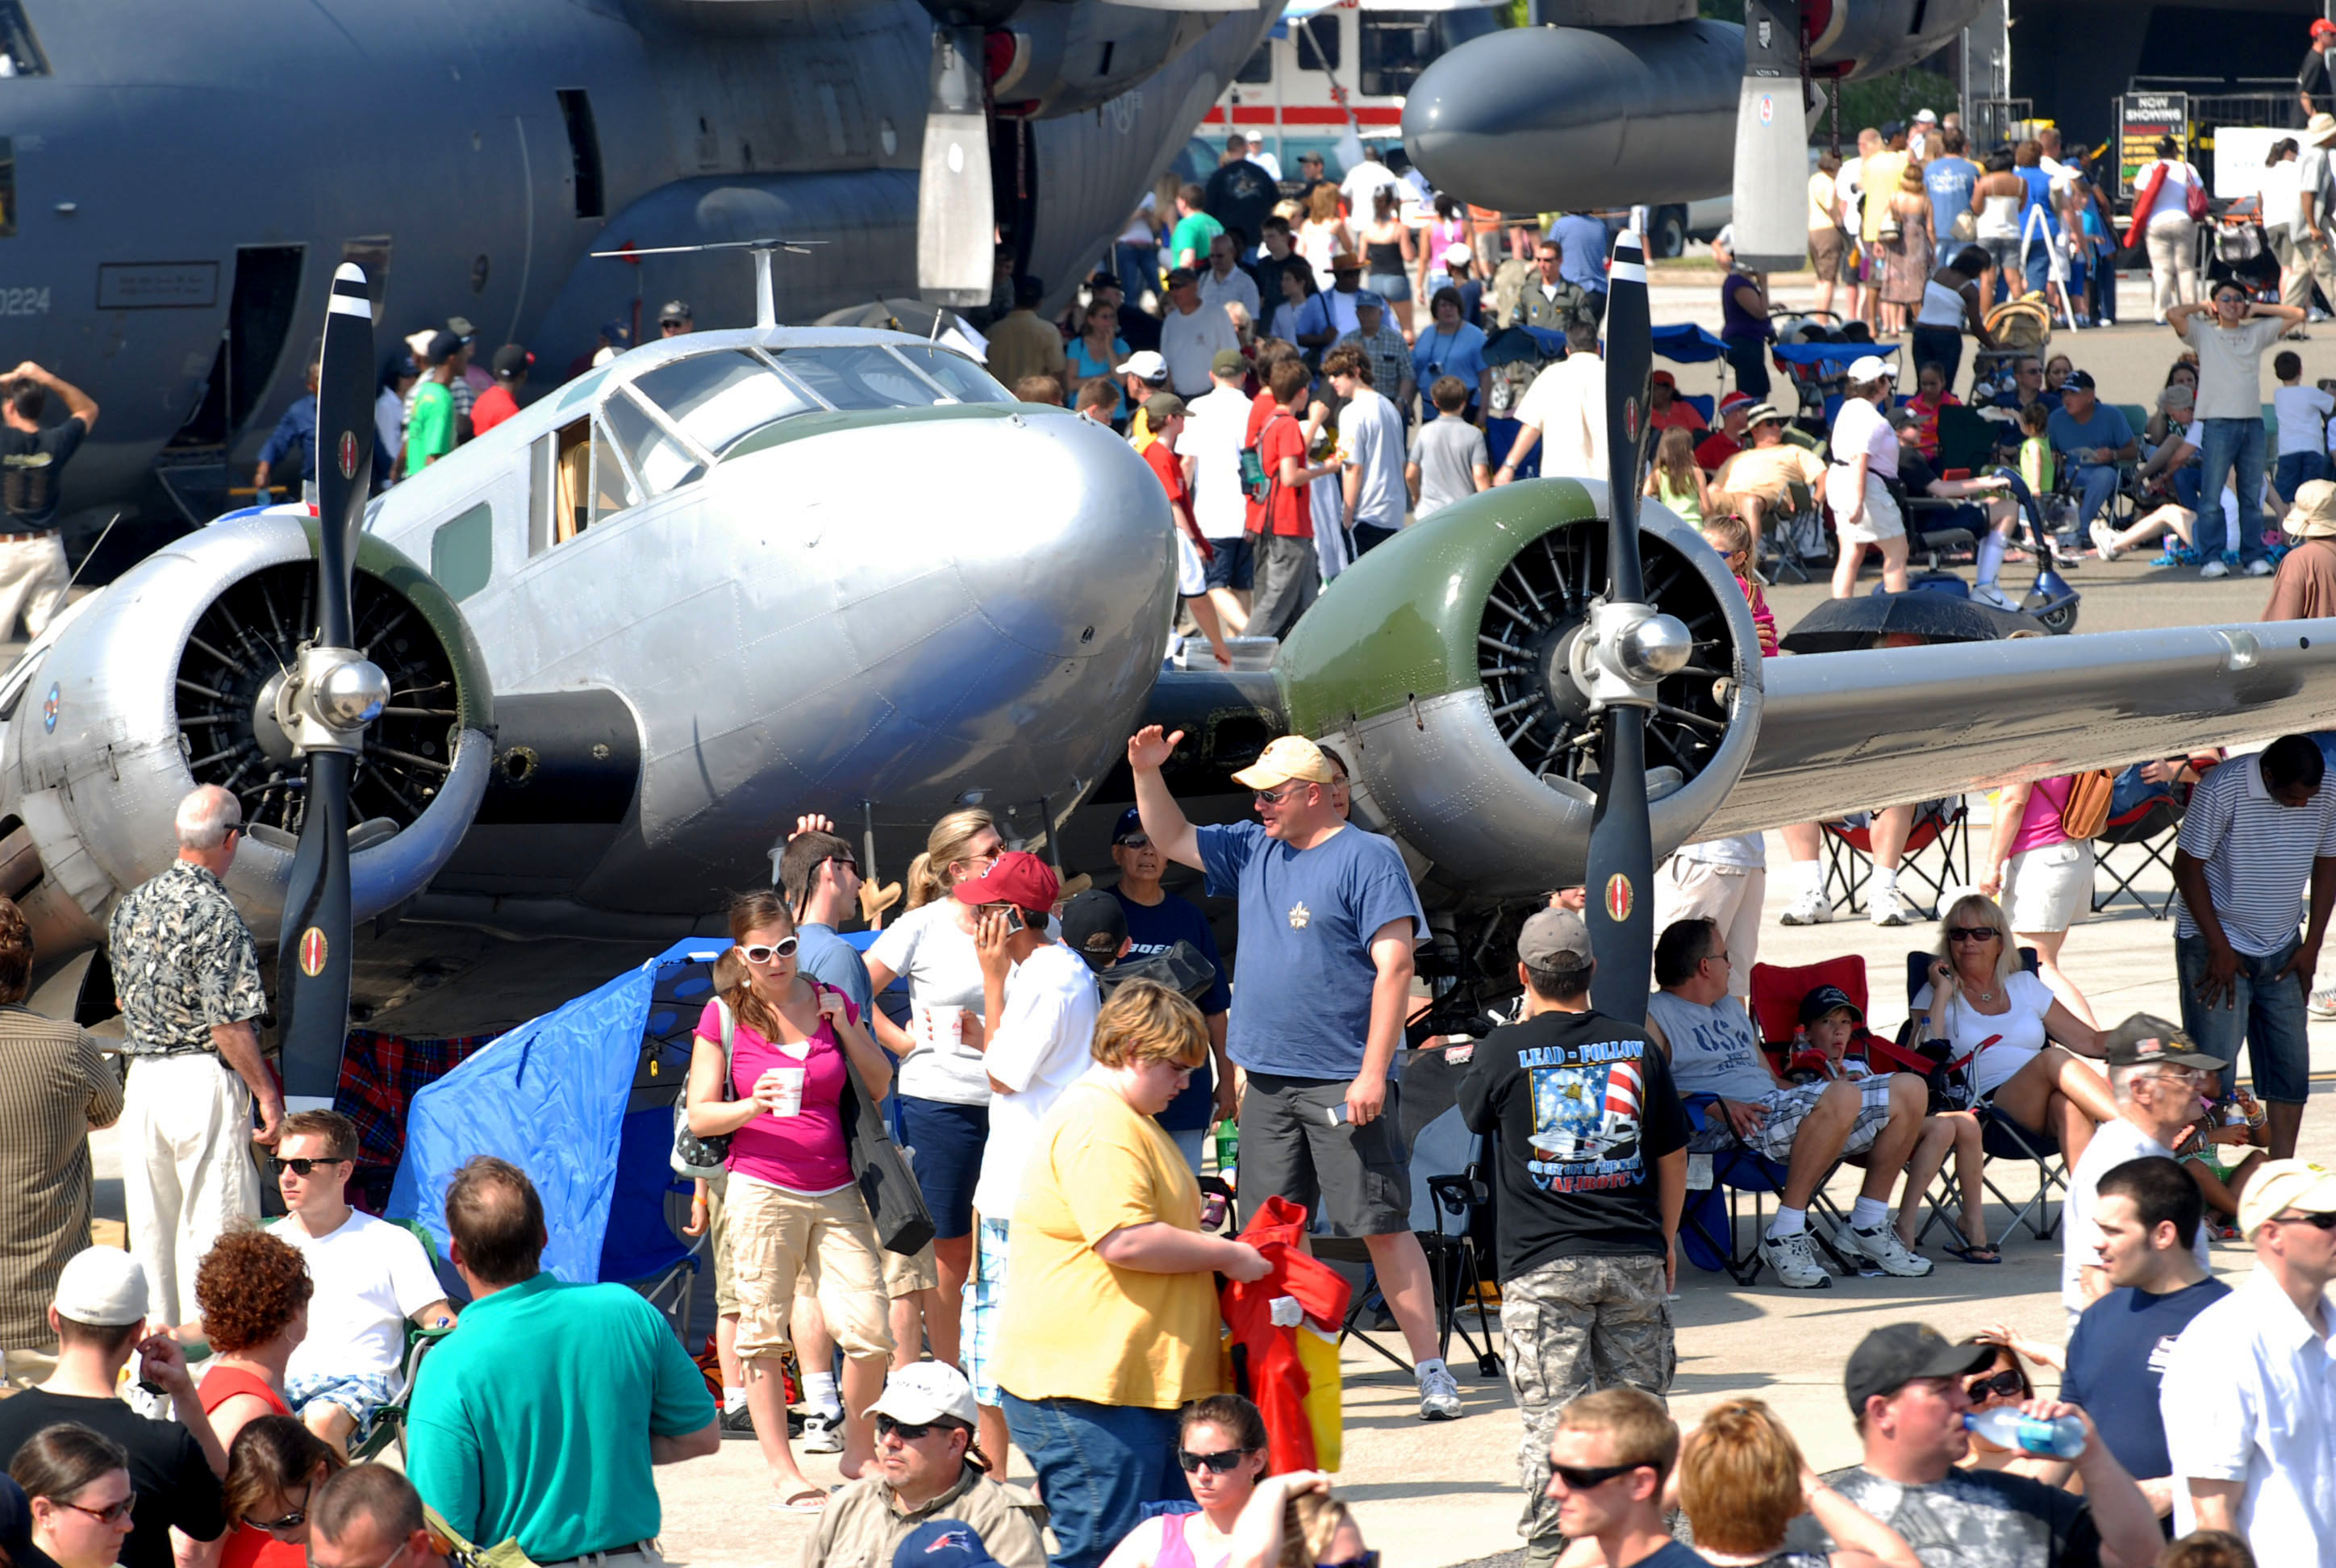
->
xmin=719 ymin=1403 xmax=760 ymax=1436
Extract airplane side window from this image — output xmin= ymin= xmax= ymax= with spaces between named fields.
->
xmin=634 ymin=352 xmax=816 ymax=449
xmin=776 ymin=348 xmax=945 ymax=411
xmin=586 ymin=421 xmax=637 ymax=530
xmin=431 ymin=503 xmax=494 ymax=602
xmin=549 ymin=421 xmax=591 ymax=545
xmin=888 ymin=345 xmax=1015 ymax=405
xmin=601 ymin=391 xmax=707 ymax=497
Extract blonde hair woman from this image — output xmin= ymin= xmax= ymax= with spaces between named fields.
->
xmin=990 ymin=982 xmax=1269 ymax=1568
xmin=860 ymin=808 xmax=1005 ymax=1370
xmin=1908 ymin=893 xmax=2113 ymax=1166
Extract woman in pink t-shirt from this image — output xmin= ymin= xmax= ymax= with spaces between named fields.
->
xmin=686 ymin=890 xmax=895 ymax=1511
xmin=1979 ymin=775 xmax=2100 ymax=1026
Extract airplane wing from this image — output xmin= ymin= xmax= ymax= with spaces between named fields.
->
xmin=1704 ymin=618 xmax=2336 ymax=836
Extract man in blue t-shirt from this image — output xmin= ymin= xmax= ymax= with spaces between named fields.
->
xmin=2061 ymin=1155 xmax=2229 ymax=1525
xmin=1103 ymin=807 xmax=1233 ymax=1168
xmin=1923 ymin=129 xmax=1979 ymax=252
xmin=2046 ymin=371 xmax=2138 ymax=534
xmin=1126 ymin=727 xmax=1462 ymax=1423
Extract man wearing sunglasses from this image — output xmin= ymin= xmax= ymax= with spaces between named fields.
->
xmin=2161 ymin=1159 xmax=2336 ymax=1563
xmin=1783 ymin=1323 xmax=2160 ymax=1567
xmin=807 ymin=1362 xmax=1045 ymax=1568
xmin=1127 ymin=728 xmax=1457 ymax=1421
xmin=270 ymin=1108 xmax=454 ymax=1453
xmin=2060 ymin=1017 xmax=2238 ymax=1332
xmin=1541 ymin=1387 xmax=1698 ymax=1568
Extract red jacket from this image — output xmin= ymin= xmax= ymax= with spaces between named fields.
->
xmin=1219 ymin=1196 xmax=1351 ymax=1473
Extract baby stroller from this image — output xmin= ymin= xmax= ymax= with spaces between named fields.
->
xmin=1970 ymin=294 xmax=2052 ymax=390
xmin=2207 ymin=196 xmax=2282 ymax=305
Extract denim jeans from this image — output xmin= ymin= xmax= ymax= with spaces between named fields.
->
xmin=1002 ymin=1393 xmax=1185 ymax=1568
xmin=2195 ymin=416 xmax=2268 ymax=563
xmin=2067 ymin=461 xmax=2120 ymax=530
xmin=2175 ymin=930 xmax=2313 ymax=1103
xmin=2276 ymin=449 xmax=2330 ymax=503
xmin=1723 ymin=337 xmax=1771 ymax=399
xmin=1114 ymin=243 xmax=1159 ymax=305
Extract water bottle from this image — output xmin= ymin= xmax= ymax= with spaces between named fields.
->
xmin=1214 ymin=1119 xmax=1239 ymax=1186
xmin=1964 ymin=1408 xmax=2086 ymax=1459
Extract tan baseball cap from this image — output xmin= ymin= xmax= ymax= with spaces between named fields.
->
xmin=1231 ymin=736 xmax=1335 ymax=790
xmin=2237 ymin=1159 xmax=2336 ymax=1239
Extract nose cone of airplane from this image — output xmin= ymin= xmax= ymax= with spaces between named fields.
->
xmin=1402 ymin=23 xmax=1742 ymax=212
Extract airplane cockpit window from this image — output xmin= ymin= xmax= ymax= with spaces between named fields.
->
xmin=889 ymin=346 xmax=1015 ymax=405
xmin=773 ymin=347 xmax=948 ymax=411
xmin=600 ymin=390 xmax=707 ymax=497
xmin=633 ymin=351 xmax=817 ymax=450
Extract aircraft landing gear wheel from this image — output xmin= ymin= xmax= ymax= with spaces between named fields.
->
xmin=1650 ymin=206 xmax=1687 ymax=260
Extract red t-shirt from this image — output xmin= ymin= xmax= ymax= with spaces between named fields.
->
xmin=1241 ymin=388 xmax=1279 ymax=534
xmin=470 ymin=384 xmax=519 ymax=436
xmin=1695 ymin=432 xmax=1742 ymax=473
xmin=1141 ymin=439 xmax=1188 ymax=513
xmin=1258 ymin=412 xmax=1311 ymax=538
xmin=1650 ymin=399 xmax=1706 ymax=433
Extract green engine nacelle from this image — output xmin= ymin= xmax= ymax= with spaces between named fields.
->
xmin=1270 ymin=478 xmax=1763 ymax=900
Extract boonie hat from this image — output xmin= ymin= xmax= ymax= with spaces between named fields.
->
xmin=445 ymin=315 xmax=477 ymax=340
xmin=2238 ymin=1159 xmax=2336 ymax=1238
xmin=2285 ymin=477 xmax=2336 ymax=539
xmin=895 ymin=1522 xmax=1000 ymax=1568
xmin=1329 ymin=252 xmax=1364 ymax=273
xmin=866 ymin=1362 xmax=981 ymax=1428
xmin=1212 ymin=348 xmax=1248 ymax=378
xmin=1913 ymin=108 xmax=1938 ymax=124
xmin=1058 ymin=890 xmax=1129 ymax=974
xmin=1843 ymin=1323 xmax=1994 ymax=1414
xmin=54 ymin=1246 xmax=148 ymax=1327
xmin=2309 ymin=111 xmax=2336 ymax=148
xmin=1799 ymin=985 xmax=1863 ymax=1027
xmin=1743 ymin=402 xmax=1787 ymax=427
xmin=1231 ymin=735 xmax=1335 ymax=790
xmin=1845 ymin=354 xmax=1897 ymax=382
xmin=1517 ymin=907 xmax=1592 ymax=969
xmin=949 ymin=850 xmax=1060 ymax=920
xmin=2100 ymin=1013 xmax=2224 ymax=1071
xmin=1116 ymin=350 xmax=1170 ymax=384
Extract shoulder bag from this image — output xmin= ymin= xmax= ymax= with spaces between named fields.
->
xmin=670 ymin=999 xmax=735 ymax=1178
xmin=2059 ymin=769 xmax=2117 ymax=840
xmin=827 ymin=982 xmax=937 ymax=1256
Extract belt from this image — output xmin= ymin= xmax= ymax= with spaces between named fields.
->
xmin=540 ymin=1544 xmax=653 ymax=1565
xmin=0 ymin=532 xmax=53 ymax=544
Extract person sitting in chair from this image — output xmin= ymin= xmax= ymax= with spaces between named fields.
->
xmin=1646 ymin=917 xmax=1936 ymax=1290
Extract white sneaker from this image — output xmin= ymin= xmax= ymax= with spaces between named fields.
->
xmin=1779 ymin=886 xmax=1833 ymax=926
xmin=2246 ymin=557 xmax=2275 ymax=577
xmin=1417 ymin=1363 xmax=1463 ymax=1421
xmin=2089 ymin=521 xmax=2120 ymax=561
xmin=1843 ymin=1224 xmax=1936 ymax=1278
xmin=2200 ymin=558 xmax=2230 ymax=579
xmin=1870 ymin=886 xmax=1916 ymax=927
xmin=799 ymin=1412 xmax=845 ymax=1453
xmin=2311 ymin=986 xmax=2336 ymax=1020
xmin=1971 ymin=582 xmax=2017 ymax=611
xmin=1759 ymin=1228 xmax=1833 ymax=1289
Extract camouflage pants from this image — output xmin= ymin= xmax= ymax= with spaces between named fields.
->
xmin=1500 ymin=1254 xmax=1675 ymax=1549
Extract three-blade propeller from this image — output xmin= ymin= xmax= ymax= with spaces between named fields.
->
xmin=274 ymin=264 xmax=389 ymax=1111
xmin=1582 ymin=228 xmax=1685 ymax=1019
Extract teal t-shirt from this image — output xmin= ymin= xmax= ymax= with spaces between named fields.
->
xmin=1169 ymin=211 xmax=1224 ymax=265
xmin=405 ymin=1273 xmax=714 ymax=1559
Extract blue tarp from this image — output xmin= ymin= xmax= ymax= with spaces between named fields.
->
xmin=1768 ymin=340 xmax=1896 ymax=372
xmin=387 ymin=937 xmax=725 ymax=1284
xmin=1650 ymin=323 xmax=1726 ymax=363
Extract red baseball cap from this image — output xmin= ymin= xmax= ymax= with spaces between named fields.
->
xmin=1719 ymin=390 xmax=1754 ymax=412
xmin=2315 ymin=18 xmax=2336 ymax=38
xmin=1650 ymin=369 xmax=1677 ymax=387
xmin=951 ymin=850 xmax=1060 ymax=917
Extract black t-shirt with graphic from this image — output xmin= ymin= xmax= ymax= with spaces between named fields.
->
xmin=1457 ymin=1006 xmax=1689 ymax=1278
xmin=0 ymin=415 xmax=86 ymax=529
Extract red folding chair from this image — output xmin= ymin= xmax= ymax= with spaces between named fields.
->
xmin=1821 ymin=798 xmax=1971 ymax=920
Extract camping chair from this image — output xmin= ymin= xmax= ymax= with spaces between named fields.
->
xmin=1741 ymin=956 xmax=1879 ymax=1247
xmin=1761 ymin=477 xmax=1829 ymax=584
xmin=1676 ymin=1095 xmax=1854 ymax=1287
xmin=256 ymin=1214 xmax=454 ymax=1464
xmin=1320 ymin=1042 xmax=1500 ymax=1374
xmin=1900 ymin=492 xmax=1979 ymax=571
xmin=1821 ymin=798 xmax=1971 ymax=920
xmin=1900 ymin=949 xmax=2068 ymax=1244
xmin=2092 ymin=793 xmax=2184 ymax=919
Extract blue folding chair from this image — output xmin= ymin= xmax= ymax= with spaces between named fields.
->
xmin=1676 ymin=1095 xmax=1852 ymax=1287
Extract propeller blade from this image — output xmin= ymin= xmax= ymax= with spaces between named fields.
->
xmin=275 ymin=262 xmax=373 ymax=1111
xmin=1587 ymin=227 xmax=1658 ymax=1020
xmin=1730 ymin=0 xmax=1812 ymax=273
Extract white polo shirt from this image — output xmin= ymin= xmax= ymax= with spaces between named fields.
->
xmin=1513 ymin=354 xmax=1607 ymax=480
xmin=2174 ymin=753 xmax=2336 ymax=956
xmin=2159 ymin=1266 xmax=2336 ymax=1562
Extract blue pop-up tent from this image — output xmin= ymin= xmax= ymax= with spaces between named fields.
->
xmin=387 ymin=937 xmax=724 ymax=1286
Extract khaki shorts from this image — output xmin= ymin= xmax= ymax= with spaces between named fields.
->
xmin=1809 ymin=225 xmax=1847 ymax=283
xmin=728 ymin=1175 xmax=895 ymax=1364
xmin=2005 ymin=838 xmax=2093 ymax=935
xmin=707 ymin=1172 xmax=737 ymax=1316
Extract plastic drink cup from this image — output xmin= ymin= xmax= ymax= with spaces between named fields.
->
xmin=924 ymin=1003 xmax=965 ymax=1051
xmin=767 ymin=1066 xmax=807 ymax=1117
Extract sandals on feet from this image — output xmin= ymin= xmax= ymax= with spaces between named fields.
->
xmin=1942 ymin=1240 xmax=2002 ymax=1264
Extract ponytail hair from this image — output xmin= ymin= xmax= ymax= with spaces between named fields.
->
xmin=904 ymin=808 xmax=997 ymax=911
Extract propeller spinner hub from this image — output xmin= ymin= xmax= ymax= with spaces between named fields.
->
xmin=274 ymin=644 xmax=386 ymax=756
xmin=1570 ymin=601 xmax=1692 ymax=711
xmin=318 ymin=658 xmax=391 ymax=730
xmin=1616 ymin=612 xmax=1694 ymax=685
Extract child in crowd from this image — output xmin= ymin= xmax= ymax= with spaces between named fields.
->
xmin=2014 ymin=398 xmax=2054 ymax=501
xmin=1902 ymin=361 xmax=1959 ymax=461
xmin=2271 ymin=349 xmax=2334 ymax=503
xmin=1793 ymin=983 xmax=1994 ymax=1264
xmin=1646 ymin=427 xmax=1712 ymax=524
xmin=1700 ymin=515 xmax=1775 ymax=655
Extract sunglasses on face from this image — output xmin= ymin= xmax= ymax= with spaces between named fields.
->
xmin=1947 ymin=926 xmax=1999 ymax=943
xmin=1254 ymin=786 xmax=1294 ymax=805
xmin=2276 ymin=1209 xmax=2336 ymax=1230
xmin=1967 ymin=1369 xmax=2027 ymax=1402
xmin=248 ymin=1497 xmax=310 ymax=1534
xmin=63 ymin=1496 xmax=136 ymax=1526
xmin=875 ymin=1414 xmax=942 ymax=1441
xmin=1319 ymin=1556 xmax=1380 ymax=1568
xmin=271 ymin=1157 xmax=346 ymax=1177
xmin=740 ymin=937 xmax=799 ymax=965
xmin=1550 ymin=1460 xmax=1644 ymax=1491
xmin=1118 ymin=834 xmax=1154 ymax=851
xmin=820 ymin=855 xmax=860 ymax=878
xmin=1177 ymin=1447 xmax=1255 ymax=1474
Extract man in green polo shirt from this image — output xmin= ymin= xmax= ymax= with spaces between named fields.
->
xmin=406 ymin=1157 xmax=716 ymax=1562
